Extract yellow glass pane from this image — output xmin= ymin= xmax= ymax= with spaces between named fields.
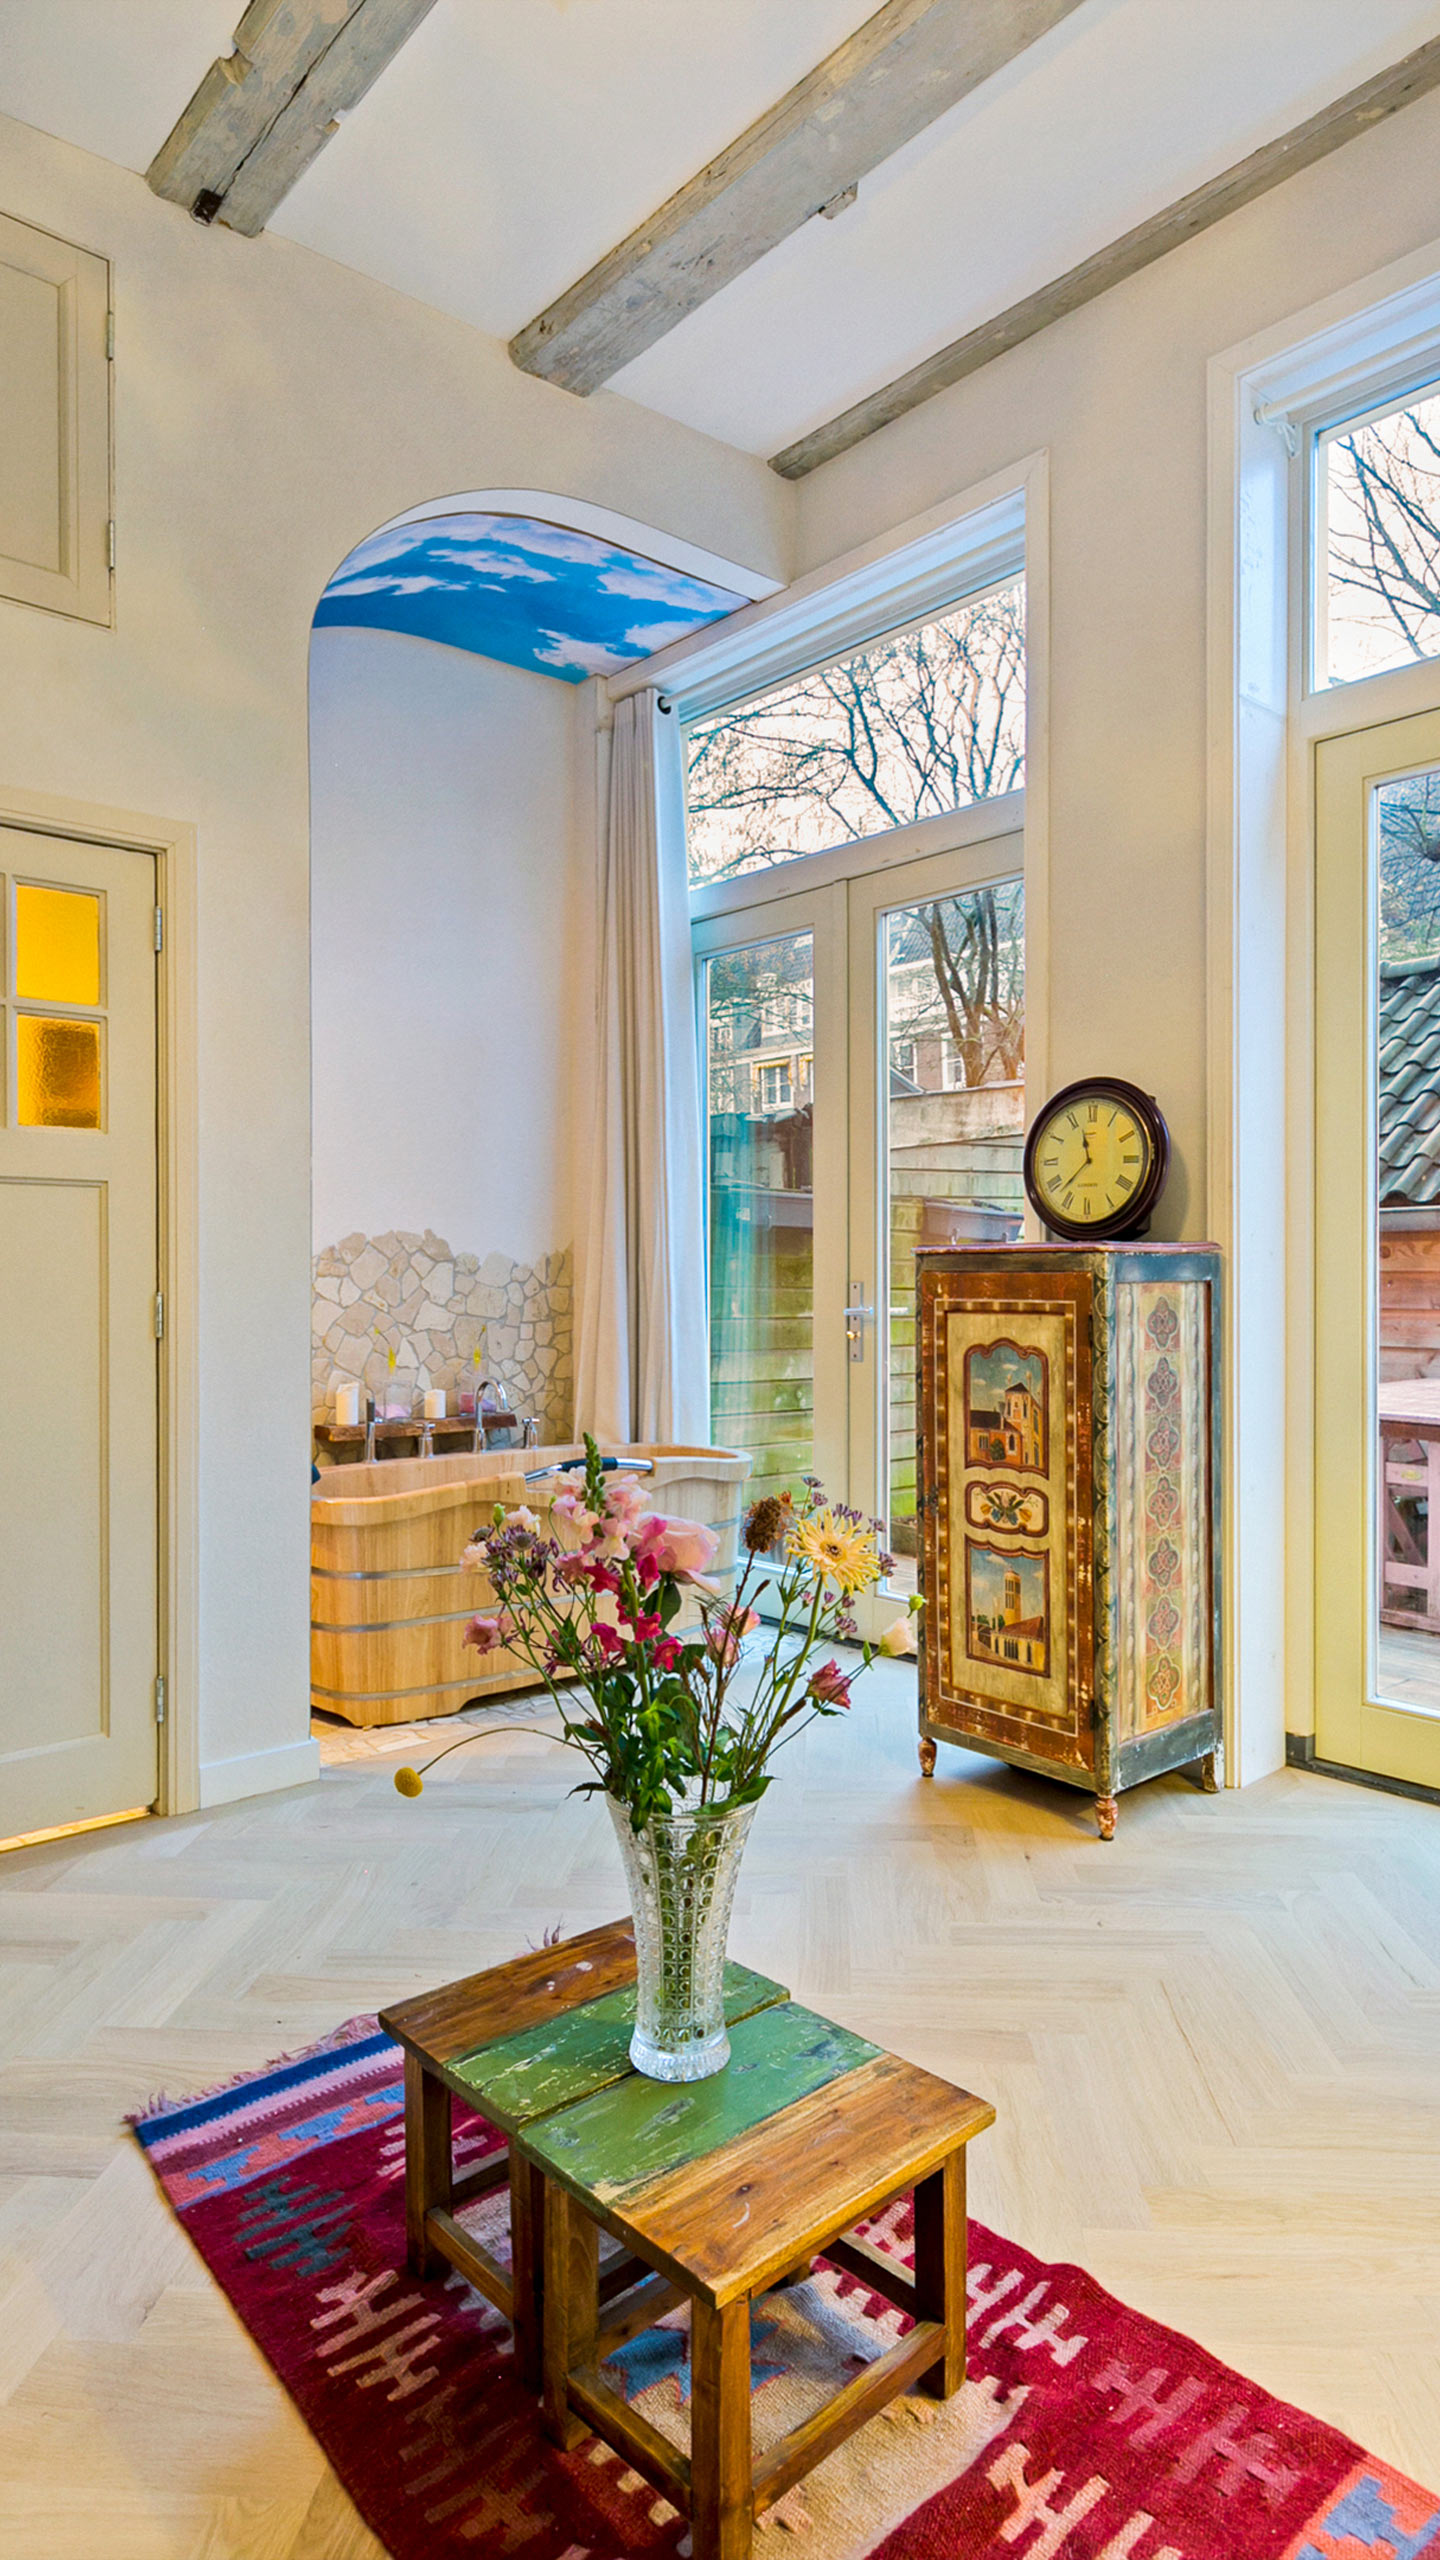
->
xmin=17 ymin=1014 xmax=101 ymax=1127
xmin=15 ymin=883 xmax=101 ymax=1005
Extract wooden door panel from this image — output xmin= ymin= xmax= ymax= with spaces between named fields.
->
xmin=0 ymin=1178 xmax=105 ymax=1753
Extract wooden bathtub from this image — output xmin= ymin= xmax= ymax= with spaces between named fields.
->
xmin=310 ymin=1442 xmax=753 ymax=1727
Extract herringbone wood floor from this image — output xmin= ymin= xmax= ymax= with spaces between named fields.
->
xmin=2 ymin=1663 xmax=1439 ymax=2557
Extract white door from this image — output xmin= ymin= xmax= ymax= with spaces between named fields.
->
xmin=696 ymin=825 xmax=1025 ymax=1628
xmin=0 ymin=826 xmax=160 ymax=1839
xmin=1315 ymin=712 xmax=1440 ymax=1789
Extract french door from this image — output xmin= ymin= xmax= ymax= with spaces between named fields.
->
xmin=1315 ymin=709 xmax=1440 ymax=1787
xmin=695 ymin=823 xmax=1024 ymax=1628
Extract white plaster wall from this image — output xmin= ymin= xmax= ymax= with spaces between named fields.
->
xmin=0 ymin=111 xmax=789 ymax=1807
xmin=309 ymin=628 xmax=583 ymax=1263
xmin=792 ymin=88 xmax=1440 ymax=1251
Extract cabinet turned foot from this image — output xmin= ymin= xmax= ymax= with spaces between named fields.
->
xmin=1095 ymin=1794 xmax=1118 ymax=1842
xmin=918 ymin=1736 xmax=937 ymax=1777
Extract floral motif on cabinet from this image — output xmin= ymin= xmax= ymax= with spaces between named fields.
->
xmin=1131 ymin=1288 xmax=1202 ymax=1730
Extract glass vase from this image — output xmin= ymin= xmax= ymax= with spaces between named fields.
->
xmin=606 ymin=1793 xmax=757 ymax=2082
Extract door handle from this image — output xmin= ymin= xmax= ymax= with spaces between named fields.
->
xmin=845 ymin=1287 xmax=872 ymax=1363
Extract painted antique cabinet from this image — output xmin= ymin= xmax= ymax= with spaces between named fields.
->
xmin=915 ymin=1244 xmax=1221 ymax=1837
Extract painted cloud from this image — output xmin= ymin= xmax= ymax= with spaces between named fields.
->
xmin=314 ymin=513 xmax=746 ymax=681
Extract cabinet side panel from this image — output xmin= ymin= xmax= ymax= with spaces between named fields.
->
xmin=1113 ymin=1281 xmax=1146 ymax=1739
xmin=1117 ymin=1276 xmax=1212 ymax=1734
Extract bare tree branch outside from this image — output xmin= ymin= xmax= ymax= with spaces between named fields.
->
xmin=685 ymin=581 xmax=1026 ymax=884
xmin=1323 ymin=388 xmax=1440 ymax=686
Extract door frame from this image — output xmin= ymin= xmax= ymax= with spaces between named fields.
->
xmin=693 ymin=821 xmax=1026 ymax=1616
xmin=1313 ymin=710 xmax=1440 ymax=1790
xmin=0 ymin=782 xmax=198 ymax=1816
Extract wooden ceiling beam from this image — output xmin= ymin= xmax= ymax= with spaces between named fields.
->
xmin=146 ymin=0 xmax=440 ymax=236
xmin=508 ymin=0 xmax=1089 ymax=397
xmin=770 ymin=33 xmax=1440 ymax=478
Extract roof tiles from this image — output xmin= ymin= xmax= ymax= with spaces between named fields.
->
xmin=1380 ymin=959 xmax=1440 ymax=1205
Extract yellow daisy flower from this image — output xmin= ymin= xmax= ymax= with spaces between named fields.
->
xmin=786 ymin=1507 xmax=881 ymax=1595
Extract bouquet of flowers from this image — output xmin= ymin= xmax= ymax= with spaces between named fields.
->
xmin=394 ymin=1436 xmax=920 ymax=1821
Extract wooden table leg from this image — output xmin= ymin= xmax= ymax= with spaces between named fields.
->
xmin=542 ymin=2181 xmax=598 ymax=2452
xmin=404 ymin=2051 xmax=451 ymax=2279
xmin=690 ymin=2295 xmax=752 ymax=2560
xmin=509 ymin=2149 xmax=546 ymax=2395
xmin=912 ymin=2149 xmax=966 ymax=2400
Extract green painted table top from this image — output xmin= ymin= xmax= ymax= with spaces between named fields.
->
xmin=521 ymin=2000 xmax=882 ymax=2207
xmin=444 ymin=1958 xmax=789 ymax=2131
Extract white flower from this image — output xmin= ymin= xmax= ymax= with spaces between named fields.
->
xmin=877 ymin=1617 xmax=917 ymax=1658
xmin=508 ymin=1505 xmax=541 ymax=1534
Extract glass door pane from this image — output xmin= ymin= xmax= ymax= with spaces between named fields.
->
xmin=880 ymin=880 xmax=1025 ymax=1582
xmin=1315 ymin=712 xmax=1440 ymax=1790
xmin=1376 ymin=767 xmax=1440 ymax=1711
xmin=704 ymin=930 xmax=816 ymax=1505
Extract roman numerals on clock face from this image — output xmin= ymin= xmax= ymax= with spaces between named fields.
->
xmin=1035 ymin=1095 xmax=1151 ymax=1225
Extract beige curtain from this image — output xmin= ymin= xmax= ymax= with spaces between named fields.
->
xmin=575 ymin=688 xmax=708 ymax=1446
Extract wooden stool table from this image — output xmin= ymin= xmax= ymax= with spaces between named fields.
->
xmin=377 ymin=1919 xmax=789 ymax=2390
xmin=521 ymin=2000 xmax=995 ymax=2560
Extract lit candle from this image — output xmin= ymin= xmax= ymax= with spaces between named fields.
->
xmin=333 ymin=1382 xmax=362 ymax=1427
xmin=423 ymin=1388 xmax=446 ymax=1419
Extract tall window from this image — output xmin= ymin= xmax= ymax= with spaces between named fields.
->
xmin=684 ymin=578 xmax=1026 ymax=886
xmin=1317 ymin=379 xmax=1440 ymax=688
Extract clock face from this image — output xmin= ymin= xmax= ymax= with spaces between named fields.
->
xmin=1030 ymin=1092 xmax=1155 ymax=1231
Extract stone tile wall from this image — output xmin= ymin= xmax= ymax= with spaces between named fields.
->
xmin=313 ymin=1228 xmax=573 ymax=1441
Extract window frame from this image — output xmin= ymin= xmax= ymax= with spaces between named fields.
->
xmin=1308 ymin=355 xmax=1440 ymax=698
xmin=680 ymin=567 xmax=1028 ymax=898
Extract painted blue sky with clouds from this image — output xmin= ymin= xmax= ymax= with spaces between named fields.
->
xmin=314 ymin=512 xmax=747 ymax=681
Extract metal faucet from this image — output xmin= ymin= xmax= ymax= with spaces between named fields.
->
xmin=364 ymin=1391 xmax=378 ymax=1464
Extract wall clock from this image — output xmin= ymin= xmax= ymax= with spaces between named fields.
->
xmin=1023 ymin=1078 xmax=1170 ymax=1242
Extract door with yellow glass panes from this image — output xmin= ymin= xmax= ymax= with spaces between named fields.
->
xmin=0 ymin=827 xmax=160 ymax=1840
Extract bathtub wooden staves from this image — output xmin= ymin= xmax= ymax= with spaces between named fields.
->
xmin=309 ymin=1443 xmax=752 ymax=1726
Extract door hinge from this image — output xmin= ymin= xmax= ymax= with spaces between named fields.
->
xmin=153 ymin=1290 xmax=165 ymax=1339
xmin=154 ymin=1674 xmax=167 ymax=1726
xmin=107 ymin=517 xmax=116 ymax=571
xmin=106 ymin=308 xmax=115 ymax=360
xmin=153 ymin=904 xmax=164 ymax=954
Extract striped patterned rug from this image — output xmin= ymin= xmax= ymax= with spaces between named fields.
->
xmin=132 ymin=2017 xmax=1439 ymax=2560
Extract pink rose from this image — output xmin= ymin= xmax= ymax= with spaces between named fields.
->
xmin=807 ymin=1658 xmax=853 ymax=1708
xmin=631 ymin=1513 xmax=721 ymax=1582
xmin=464 ymin=1613 xmax=515 ymax=1656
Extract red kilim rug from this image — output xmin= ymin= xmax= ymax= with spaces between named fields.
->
xmin=132 ymin=2017 xmax=1439 ymax=2560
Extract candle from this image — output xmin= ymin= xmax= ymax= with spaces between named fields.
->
xmin=333 ymin=1382 xmax=362 ymax=1427
xmin=423 ymin=1388 xmax=446 ymax=1419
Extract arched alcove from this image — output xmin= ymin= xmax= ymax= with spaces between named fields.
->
xmin=308 ymin=491 xmax=771 ymax=1441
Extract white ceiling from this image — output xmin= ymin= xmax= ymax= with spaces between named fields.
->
xmin=4 ymin=0 xmax=1440 ymax=459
